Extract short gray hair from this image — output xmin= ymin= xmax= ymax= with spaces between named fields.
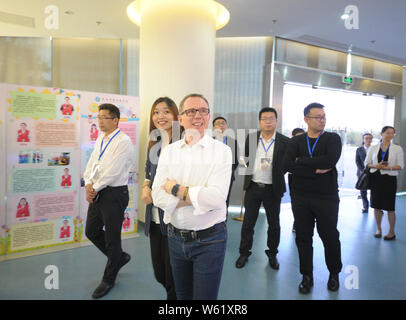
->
xmin=179 ymin=93 xmax=209 ymax=114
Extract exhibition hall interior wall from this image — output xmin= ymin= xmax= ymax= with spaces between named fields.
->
xmin=0 ymin=82 xmax=140 ymax=259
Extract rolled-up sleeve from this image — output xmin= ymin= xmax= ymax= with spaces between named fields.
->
xmin=189 ymin=144 xmax=232 ymax=215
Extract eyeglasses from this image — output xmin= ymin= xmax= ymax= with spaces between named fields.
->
xmin=97 ymin=116 xmax=115 ymax=120
xmin=214 ymin=120 xmax=227 ymax=126
xmin=306 ymin=116 xmax=326 ymax=121
xmin=181 ymin=108 xmax=210 ymax=117
xmin=260 ymin=117 xmax=277 ymax=122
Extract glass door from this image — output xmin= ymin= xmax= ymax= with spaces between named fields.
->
xmin=282 ymin=82 xmax=395 ymax=197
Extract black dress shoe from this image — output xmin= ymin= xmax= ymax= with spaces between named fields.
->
xmin=299 ymin=275 xmax=313 ymax=294
xmin=119 ymin=252 xmax=131 ymax=270
xmin=383 ymin=234 xmax=396 ymax=241
xmin=327 ymin=273 xmax=339 ymax=291
xmin=92 ymin=281 xmax=114 ymax=299
xmin=362 ymin=208 xmax=368 ymax=213
xmin=235 ymin=255 xmax=249 ymax=268
xmin=264 ymin=250 xmax=280 ymax=270
xmin=268 ymin=255 xmax=280 ymax=270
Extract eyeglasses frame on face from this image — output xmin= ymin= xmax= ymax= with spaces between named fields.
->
xmin=214 ymin=120 xmax=227 ymax=126
xmin=306 ymin=115 xmax=326 ymax=121
xmin=181 ymin=108 xmax=210 ymax=117
xmin=97 ymin=116 xmax=116 ymax=120
xmin=260 ymin=117 xmax=277 ymax=122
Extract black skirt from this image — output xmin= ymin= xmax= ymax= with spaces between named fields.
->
xmin=370 ymin=171 xmax=397 ymax=211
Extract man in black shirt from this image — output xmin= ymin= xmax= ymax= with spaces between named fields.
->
xmin=284 ymin=103 xmax=342 ymax=294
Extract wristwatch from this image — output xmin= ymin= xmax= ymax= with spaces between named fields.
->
xmin=171 ymin=184 xmax=180 ymax=197
xmin=183 ymin=186 xmax=189 ymax=201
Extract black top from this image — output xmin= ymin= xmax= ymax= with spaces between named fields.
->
xmin=144 ymin=140 xmax=167 ymax=237
xmin=377 ymin=147 xmax=389 ymax=162
xmin=283 ymin=131 xmax=342 ymax=195
xmin=355 ymin=146 xmax=367 ymax=177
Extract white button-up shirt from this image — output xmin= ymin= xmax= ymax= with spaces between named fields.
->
xmin=83 ymin=128 xmax=133 ymax=192
xmin=252 ymin=132 xmax=276 ymax=185
xmin=151 ymin=134 xmax=232 ymax=231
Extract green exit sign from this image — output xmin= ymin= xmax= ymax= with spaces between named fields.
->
xmin=342 ymin=76 xmax=353 ymax=84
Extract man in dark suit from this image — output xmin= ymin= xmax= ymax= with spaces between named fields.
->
xmin=235 ymin=107 xmax=290 ymax=270
xmin=212 ymin=116 xmax=239 ymax=209
xmin=355 ymin=133 xmax=373 ymax=213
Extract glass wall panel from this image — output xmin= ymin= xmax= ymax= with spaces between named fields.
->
xmin=52 ymin=38 xmax=123 ymax=94
xmin=0 ymin=37 xmax=52 ymax=87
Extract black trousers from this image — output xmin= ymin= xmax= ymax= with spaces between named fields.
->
xmin=239 ymin=182 xmax=281 ymax=256
xmin=149 ymin=222 xmax=177 ymax=300
xmin=85 ymin=186 xmax=129 ymax=284
xmin=291 ymin=192 xmax=342 ymax=276
xmin=226 ymin=178 xmax=234 ymax=209
xmin=360 ymin=189 xmax=369 ymax=210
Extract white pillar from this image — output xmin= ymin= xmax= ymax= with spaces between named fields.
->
xmin=128 ymin=0 xmax=229 ymax=221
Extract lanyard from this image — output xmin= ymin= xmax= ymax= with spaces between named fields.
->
xmin=381 ymin=143 xmax=390 ymax=161
xmin=223 ymin=136 xmax=227 ymax=145
xmin=99 ymin=130 xmax=120 ymax=161
xmin=260 ymin=138 xmax=275 ymax=155
xmin=306 ymin=132 xmax=323 ymax=158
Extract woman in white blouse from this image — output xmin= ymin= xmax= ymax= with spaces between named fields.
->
xmin=365 ymin=126 xmax=404 ymax=240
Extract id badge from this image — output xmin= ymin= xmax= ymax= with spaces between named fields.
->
xmin=260 ymin=158 xmax=271 ymax=171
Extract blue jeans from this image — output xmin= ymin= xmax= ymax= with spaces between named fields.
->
xmin=167 ymin=222 xmax=227 ymax=300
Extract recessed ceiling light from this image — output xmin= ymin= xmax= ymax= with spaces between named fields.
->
xmin=341 ymin=14 xmax=349 ymax=20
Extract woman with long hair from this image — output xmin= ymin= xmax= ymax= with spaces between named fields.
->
xmin=141 ymin=97 xmax=180 ymax=300
xmin=365 ymin=126 xmax=404 ymax=240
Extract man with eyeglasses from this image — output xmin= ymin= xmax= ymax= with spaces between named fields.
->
xmin=235 ymin=107 xmax=290 ymax=271
xmin=283 ymin=102 xmax=342 ymax=294
xmin=152 ymin=93 xmax=232 ymax=300
xmin=83 ymin=103 xmax=134 ymax=299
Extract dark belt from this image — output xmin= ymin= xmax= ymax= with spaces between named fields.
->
xmin=103 ymin=185 xmax=128 ymax=191
xmin=169 ymin=222 xmax=226 ymax=242
xmin=94 ymin=185 xmax=128 ymax=202
xmin=252 ymin=181 xmax=271 ymax=188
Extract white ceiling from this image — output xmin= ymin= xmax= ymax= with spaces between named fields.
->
xmin=1 ymin=0 xmax=405 ymax=66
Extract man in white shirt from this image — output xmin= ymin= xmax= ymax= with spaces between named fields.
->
xmin=83 ymin=103 xmax=134 ymax=299
xmin=152 ymin=93 xmax=232 ymax=300
xmin=235 ymin=107 xmax=290 ymax=270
